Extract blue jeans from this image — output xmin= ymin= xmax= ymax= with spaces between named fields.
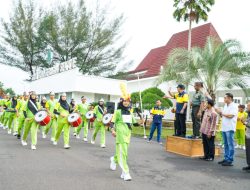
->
xmin=222 ymin=131 xmax=235 ymax=162
xmin=149 ymin=122 xmax=162 ymax=142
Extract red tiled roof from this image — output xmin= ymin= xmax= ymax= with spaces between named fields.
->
xmin=128 ymin=23 xmax=222 ymax=80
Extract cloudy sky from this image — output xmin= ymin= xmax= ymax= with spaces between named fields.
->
xmin=0 ymin=0 xmax=250 ymax=70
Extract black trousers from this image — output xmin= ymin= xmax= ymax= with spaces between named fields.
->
xmin=175 ymin=113 xmax=186 ymax=137
xmin=202 ymin=133 xmax=215 ymax=159
xmin=246 ymin=136 xmax=250 ymax=166
xmin=191 ymin=106 xmax=201 ymax=137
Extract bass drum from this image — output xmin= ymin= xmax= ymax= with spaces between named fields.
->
xmin=68 ymin=113 xmax=82 ymax=127
xmin=35 ymin=110 xmax=51 ymax=126
xmin=86 ymin=111 xmax=95 ymax=122
xmin=102 ymin=113 xmax=113 ymax=126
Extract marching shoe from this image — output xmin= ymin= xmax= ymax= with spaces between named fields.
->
xmin=101 ymin=144 xmax=106 ymax=148
xmin=123 ymin=173 xmax=132 ymax=181
xmin=91 ymin=139 xmax=95 ymax=144
xmin=110 ymin=157 xmax=116 ymax=171
xmin=50 ymin=138 xmax=55 ymax=142
xmin=53 ymin=141 xmax=57 ymax=145
xmin=64 ymin=144 xmax=71 ymax=149
xmin=42 ymin=132 xmax=47 ymax=139
xmin=7 ymin=130 xmax=11 ymax=134
xmin=83 ymin=137 xmax=88 ymax=142
xmin=13 ymin=132 xmax=18 ymax=136
xmin=76 ymin=135 xmax=80 ymax=139
xmin=31 ymin=145 xmax=36 ymax=150
xmin=21 ymin=140 xmax=27 ymax=146
xmin=120 ymin=172 xmax=125 ymax=179
xmin=73 ymin=132 xmax=77 ymax=137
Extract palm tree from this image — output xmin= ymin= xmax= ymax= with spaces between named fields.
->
xmin=157 ymin=37 xmax=250 ymax=99
xmin=173 ymin=0 xmax=215 ymax=51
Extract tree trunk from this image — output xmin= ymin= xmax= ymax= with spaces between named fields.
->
xmin=29 ymin=63 xmax=34 ymax=80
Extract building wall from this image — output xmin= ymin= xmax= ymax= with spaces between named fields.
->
xmin=216 ymin=89 xmax=248 ymax=107
xmin=72 ymin=92 xmax=95 ymax=104
xmin=72 ymin=92 xmax=120 ymax=108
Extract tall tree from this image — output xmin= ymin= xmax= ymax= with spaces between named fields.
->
xmin=173 ymin=0 xmax=215 ymax=51
xmin=39 ymin=0 xmax=125 ymax=75
xmin=157 ymin=37 xmax=250 ymax=99
xmin=0 ymin=0 xmax=48 ymax=79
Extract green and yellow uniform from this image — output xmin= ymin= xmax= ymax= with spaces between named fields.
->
xmin=74 ymin=103 xmax=89 ymax=138
xmin=7 ymin=99 xmax=18 ymax=133
xmin=92 ymin=105 xmax=106 ymax=145
xmin=16 ymin=98 xmax=27 ymax=137
xmin=0 ymin=99 xmax=5 ymax=124
xmin=44 ymin=99 xmax=58 ymax=140
xmin=3 ymin=99 xmax=11 ymax=127
xmin=54 ymin=102 xmax=71 ymax=146
xmin=22 ymin=100 xmax=41 ymax=146
xmin=111 ymin=109 xmax=137 ymax=175
xmin=236 ymin=111 xmax=248 ymax=146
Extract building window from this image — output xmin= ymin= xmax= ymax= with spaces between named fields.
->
xmin=233 ymin=97 xmax=242 ymax=105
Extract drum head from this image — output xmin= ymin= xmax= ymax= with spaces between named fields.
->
xmin=68 ymin=113 xmax=79 ymax=123
xmin=35 ymin=111 xmax=47 ymax=122
xmin=103 ymin=114 xmax=112 ymax=124
xmin=86 ymin=111 xmax=94 ymax=119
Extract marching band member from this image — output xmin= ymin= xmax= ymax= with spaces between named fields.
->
xmin=91 ymin=98 xmax=106 ymax=148
xmin=2 ymin=93 xmax=11 ymax=130
xmin=21 ymin=91 xmax=41 ymax=150
xmin=0 ymin=94 xmax=6 ymax=128
xmin=109 ymin=83 xmax=142 ymax=181
xmin=74 ymin=96 xmax=89 ymax=142
xmin=6 ymin=95 xmax=18 ymax=135
xmin=16 ymin=92 xmax=29 ymax=139
xmin=53 ymin=93 xmax=73 ymax=149
xmin=0 ymin=99 xmax=3 ymax=128
xmin=40 ymin=96 xmax=48 ymax=137
xmin=43 ymin=92 xmax=57 ymax=141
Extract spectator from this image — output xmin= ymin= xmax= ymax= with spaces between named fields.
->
xmin=242 ymin=102 xmax=250 ymax=172
xmin=235 ymin=105 xmax=247 ymax=150
xmin=148 ymin=100 xmax=166 ymax=144
xmin=191 ymin=82 xmax=205 ymax=138
xmin=216 ymin=93 xmax=238 ymax=166
xmin=199 ymin=99 xmax=217 ymax=161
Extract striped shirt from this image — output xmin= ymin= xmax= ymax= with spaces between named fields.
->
xmin=200 ymin=108 xmax=218 ymax=136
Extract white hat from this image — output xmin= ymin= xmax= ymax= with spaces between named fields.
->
xmin=61 ymin=92 xmax=67 ymax=96
xmin=49 ymin=91 xmax=55 ymax=96
xmin=99 ymin=98 xmax=104 ymax=102
xmin=23 ymin=92 xmax=28 ymax=96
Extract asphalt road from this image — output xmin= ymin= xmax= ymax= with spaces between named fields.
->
xmin=0 ymin=127 xmax=249 ymax=190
